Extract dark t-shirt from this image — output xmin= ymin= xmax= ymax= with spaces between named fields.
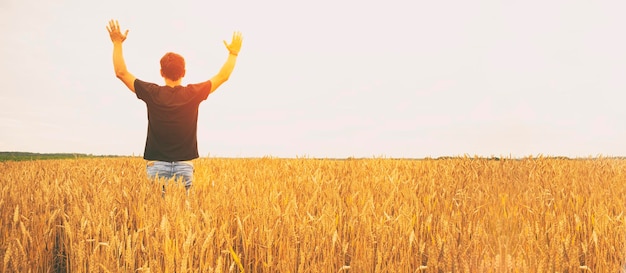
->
xmin=135 ymin=79 xmax=212 ymax=161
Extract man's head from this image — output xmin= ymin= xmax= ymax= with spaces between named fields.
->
xmin=160 ymin=52 xmax=186 ymax=81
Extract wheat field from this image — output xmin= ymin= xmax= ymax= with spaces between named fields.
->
xmin=1 ymin=156 xmax=625 ymax=272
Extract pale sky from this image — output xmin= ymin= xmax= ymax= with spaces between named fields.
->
xmin=2 ymin=0 xmax=626 ymax=158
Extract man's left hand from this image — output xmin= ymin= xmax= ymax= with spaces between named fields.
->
xmin=107 ymin=20 xmax=129 ymax=44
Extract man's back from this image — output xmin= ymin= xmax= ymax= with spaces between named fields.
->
xmin=135 ymin=79 xmax=212 ymax=161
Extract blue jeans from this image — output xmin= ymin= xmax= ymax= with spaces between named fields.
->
xmin=146 ymin=161 xmax=194 ymax=190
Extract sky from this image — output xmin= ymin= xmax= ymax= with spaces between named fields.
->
xmin=1 ymin=0 xmax=626 ymax=158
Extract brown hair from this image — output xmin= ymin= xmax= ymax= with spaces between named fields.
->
xmin=160 ymin=52 xmax=185 ymax=81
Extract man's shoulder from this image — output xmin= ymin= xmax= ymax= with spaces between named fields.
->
xmin=136 ymin=79 xmax=166 ymax=93
xmin=184 ymin=80 xmax=212 ymax=96
xmin=135 ymin=79 xmax=163 ymax=100
xmin=135 ymin=78 xmax=160 ymax=87
xmin=184 ymin=80 xmax=211 ymax=89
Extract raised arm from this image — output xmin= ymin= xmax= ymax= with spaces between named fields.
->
xmin=107 ymin=20 xmax=136 ymax=93
xmin=209 ymin=31 xmax=243 ymax=94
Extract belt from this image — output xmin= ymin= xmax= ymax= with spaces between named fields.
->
xmin=146 ymin=160 xmax=193 ymax=167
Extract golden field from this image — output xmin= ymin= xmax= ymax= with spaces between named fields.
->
xmin=1 ymin=156 xmax=625 ymax=272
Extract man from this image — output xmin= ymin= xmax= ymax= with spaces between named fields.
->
xmin=106 ymin=19 xmax=242 ymax=191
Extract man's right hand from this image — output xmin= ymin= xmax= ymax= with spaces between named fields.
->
xmin=107 ymin=20 xmax=129 ymax=44
xmin=223 ymin=31 xmax=243 ymax=56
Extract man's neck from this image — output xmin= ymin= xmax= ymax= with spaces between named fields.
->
xmin=164 ymin=78 xmax=182 ymax=87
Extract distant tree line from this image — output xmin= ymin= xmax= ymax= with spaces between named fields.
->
xmin=0 ymin=152 xmax=121 ymax=162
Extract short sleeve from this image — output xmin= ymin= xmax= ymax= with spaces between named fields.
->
xmin=135 ymin=79 xmax=158 ymax=103
xmin=188 ymin=80 xmax=212 ymax=102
